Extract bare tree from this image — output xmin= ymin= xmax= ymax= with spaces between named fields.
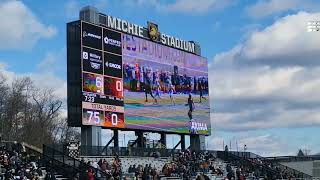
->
xmin=0 ymin=73 xmax=66 ymax=148
xmin=0 ymin=74 xmax=9 ymax=138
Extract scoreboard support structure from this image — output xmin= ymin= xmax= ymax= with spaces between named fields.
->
xmin=81 ymin=126 xmax=102 ymax=147
xmin=181 ymin=134 xmax=186 ymax=150
xmin=190 ymin=134 xmax=206 ymax=151
xmin=160 ymin=133 xmax=167 ymax=148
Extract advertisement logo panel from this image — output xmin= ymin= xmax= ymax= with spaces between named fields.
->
xmin=82 ymin=22 xmax=102 ymax=50
xmin=82 ymin=47 xmax=103 ymax=74
xmin=103 ymin=29 xmax=122 ymax=55
xmin=104 ymin=52 xmax=122 ymax=78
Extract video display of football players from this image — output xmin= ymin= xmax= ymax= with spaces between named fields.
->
xmin=122 ymin=34 xmax=210 ymax=135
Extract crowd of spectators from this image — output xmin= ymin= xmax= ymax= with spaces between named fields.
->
xmin=127 ymin=164 xmax=160 ymax=180
xmin=162 ymin=150 xmax=226 ymax=179
xmin=79 ymin=155 xmax=122 ymax=180
xmin=0 ymin=143 xmax=58 ymax=180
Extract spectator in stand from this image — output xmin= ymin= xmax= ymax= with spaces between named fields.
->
xmin=142 ymin=164 xmax=150 ymax=180
xmin=87 ymin=168 xmax=95 ymax=180
xmin=128 ymin=165 xmax=133 ymax=173
xmin=0 ymin=144 xmax=49 ymax=180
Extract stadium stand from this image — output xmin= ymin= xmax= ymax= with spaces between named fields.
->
xmin=0 ymin=140 xmax=314 ymax=179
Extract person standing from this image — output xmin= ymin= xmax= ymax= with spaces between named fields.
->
xmin=186 ymin=94 xmax=196 ymax=134
xmin=155 ymin=80 xmax=161 ymax=99
xmin=169 ymin=84 xmax=175 ymax=105
xmin=187 ymin=94 xmax=195 ymax=120
xmin=199 ymin=78 xmax=207 ymax=103
xmin=144 ymin=77 xmax=157 ymax=104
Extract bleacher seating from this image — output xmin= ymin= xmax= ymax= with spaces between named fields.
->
xmin=2 ymin=141 xmax=314 ymax=179
xmin=81 ymin=156 xmax=169 ymax=173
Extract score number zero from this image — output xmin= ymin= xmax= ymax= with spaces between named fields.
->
xmin=86 ymin=110 xmax=119 ymax=126
xmin=96 ymin=76 xmax=123 ymax=93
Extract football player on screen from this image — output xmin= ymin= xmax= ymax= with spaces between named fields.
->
xmin=169 ymin=83 xmax=175 ymax=105
xmin=186 ymin=94 xmax=197 ymax=134
xmin=144 ymin=76 xmax=157 ymax=104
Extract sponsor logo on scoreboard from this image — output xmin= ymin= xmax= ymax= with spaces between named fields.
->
xmin=82 ymin=49 xmax=103 ymax=73
xmin=82 ymin=31 xmax=101 ymax=40
xmin=90 ymin=62 xmax=101 ymax=70
xmin=189 ymin=119 xmax=208 ymax=134
xmin=83 ymin=51 xmax=102 ymax=61
xmin=103 ymin=29 xmax=122 ymax=55
xmin=82 ymin=51 xmax=88 ymax=59
xmin=104 ymin=52 xmax=122 ymax=78
xmin=104 ymin=36 xmax=121 ymax=47
xmin=105 ymin=62 xmax=121 ymax=69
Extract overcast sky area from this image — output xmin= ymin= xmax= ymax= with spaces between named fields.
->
xmin=0 ymin=0 xmax=320 ymax=156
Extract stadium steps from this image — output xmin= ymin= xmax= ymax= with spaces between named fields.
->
xmin=81 ymin=156 xmax=170 ymax=172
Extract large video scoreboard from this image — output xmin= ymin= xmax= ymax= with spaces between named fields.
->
xmin=67 ymin=20 xmax=211 ymax=135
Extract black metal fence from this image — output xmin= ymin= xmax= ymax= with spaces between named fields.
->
xmin=43 ymin=144 xmax=111 ymax=179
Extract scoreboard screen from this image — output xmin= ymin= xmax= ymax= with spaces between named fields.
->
xmin=68 ymin=21 xmax=211 ymax=135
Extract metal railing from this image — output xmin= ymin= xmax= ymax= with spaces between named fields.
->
xmin=245 ymin=151 xmax=312 ymax=179
xmin=265 ymin=155 xmax=320 ymax=162
xmin=0 ymin=141 xmax=77 ymax=179
xmin=218 ymin=150 xmax=312 ymax=179
xmin=43 ymin=144 xmax=111 ymax=179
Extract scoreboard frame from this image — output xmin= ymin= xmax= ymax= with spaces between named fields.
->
xmin=67 ymin=20 xmax=210 ymax=136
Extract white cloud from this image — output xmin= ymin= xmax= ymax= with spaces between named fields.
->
xmin=211 ymin=12 xmax=320 ymax=132
xmin=160 ymin=0 xmax=235 ymax=14
xmin=65 ymin=0 xmax=81 ymax=20
xmin=0 ymin=1 xmax=57 ymax=50
xmin=214 ymin=12 xmax=320 ymax=67
xmin=0 ymin=56 xmax=67 ymax=101
xmin=236 ymin=134 xmax=295 ymax=156
xmin=30 ymin=72 xmax=67 ymax=100
xmin=127 ymin=0 xmax=236 ymax=14
xmin=37 ymin=48 xmax=66 ymax=73
xmin=244 ymin=13 xmax=320 ymax=65
xmin=207 ymin=133 xmax=313 ymax=156
xmin=246 ymin=0 xmax=320 ymax=19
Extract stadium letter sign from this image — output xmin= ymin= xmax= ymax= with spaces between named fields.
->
xmin=102 ymin=15 xmax=196 ymax=54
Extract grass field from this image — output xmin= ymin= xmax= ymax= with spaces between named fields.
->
xmin=123 ymin=91 xmax=211 ymax=135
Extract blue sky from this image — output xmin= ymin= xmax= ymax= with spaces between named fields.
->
xmin=1 ymin=0 xmax=320 ymax=156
